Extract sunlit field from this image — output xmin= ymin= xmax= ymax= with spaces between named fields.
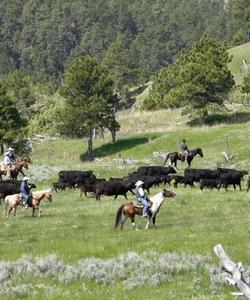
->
xmin=1 ymin=109 xmax=250 ymax=299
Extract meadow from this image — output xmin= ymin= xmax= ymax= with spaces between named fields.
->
xmin=1 ymin=108 xmax=250 ymax=299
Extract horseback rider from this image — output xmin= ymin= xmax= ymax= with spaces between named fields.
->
xmin=3 ymin=147 xmax=16 ymax=178
xmin=179 ymin=139 xmax=189 ymax=162
xmin=20 ymin=177 xmax=32 ymax=208
xmin=134 ymin=180 xmax=149 ymax=217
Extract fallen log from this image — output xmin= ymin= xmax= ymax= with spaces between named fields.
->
xmin=214 ymin=244 xmax=250 ymax=299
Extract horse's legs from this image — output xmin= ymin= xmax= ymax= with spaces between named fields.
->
xmin=145 ymin=218 xmax=150 ymax=229
xmin=120 ymin=215 xmax=128 ymax=230
xmin=130 ymin=215 xmax=139 ymax=230
xmin=32 ymin=207 xmax=35 ymax=217
xmin=7 ymin=207 xmax=13 ymax=218
xmin=13 ymin=206 xmax=17 ymax=216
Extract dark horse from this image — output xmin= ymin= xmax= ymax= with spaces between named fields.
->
xmin=163 ymin=148 xmax=204 ymax=168
xmin=0 ymin=156 xmax=32 ymax=180
xmin=114 ymin=189 xmax=176 ymax=230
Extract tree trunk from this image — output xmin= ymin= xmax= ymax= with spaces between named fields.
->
xmin=0 ymin=144 xmax=4 ymax=155
xmin=111 ymin=129 xmax=116 ymax=143
xmin=86 ymin=130 xmax=94 ymax=161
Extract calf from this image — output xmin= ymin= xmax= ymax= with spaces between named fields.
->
xmin=160 ymin=175 xmax=174 ymax=186
xmin=199 ymin=179 xmax=219 ymax=191
xmin=172 ymin=175 xmax=194 ymax=188
xmin=79 ymin=182 xmax=97 ymax=197
xmin=52 ymin=181 xmax=71 ymax=192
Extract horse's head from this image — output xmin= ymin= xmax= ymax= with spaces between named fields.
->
xmin=22 ymin=156 xmax=32 ymax=164
xmin=162 ymin=189 xmax=176 ymax=198
xmin=45 ymin=189 xmax=53 ymax=202
xmin=197 ymin=148 xmax=204 ymax=157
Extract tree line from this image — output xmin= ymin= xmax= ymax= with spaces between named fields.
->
xmin=0 ymin=0 xmax=248 ymax=86
xmin=0 ymin=0 xmax=249 ymax=158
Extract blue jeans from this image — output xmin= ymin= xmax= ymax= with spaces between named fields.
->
xmin=21 ymin=193 xmax=29 ymax=205
xmin=138 ymin=198 xmax=148 ymax=215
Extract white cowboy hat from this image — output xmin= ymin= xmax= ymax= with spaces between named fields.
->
xmin=22 ymin=177 xmax=30 ymax=181
xmin=7 ymin=147 xmax=14 ymax=151
xmin=135 ymin=180 xmax=144 ymax=187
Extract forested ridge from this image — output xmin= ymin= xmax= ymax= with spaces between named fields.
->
xmin=0 ymin=0 xmax=249 ymax=156
xmin=0 ymin=0 xmax=243 ymax=85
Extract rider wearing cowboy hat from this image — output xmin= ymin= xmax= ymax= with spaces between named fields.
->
xmin=179 ymin=139 xmax=189 ymax=162
xmin=3 ymin=147 xmax=16 ymax=178
xmin=135 ymin=180 xmax=149 ymax=217
xmin=20 ymin=177 xmax=32 ymax=208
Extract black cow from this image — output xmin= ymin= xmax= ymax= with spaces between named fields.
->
xmin=184 ymin=168 xmax=219 ymax=183
xmin=137 ymin=166 xmax=177 ymax=176
xmin=219 ymin=173 xmax=244 ymax=191
xmin=217 ymin=168 xmax=248 ymax=177
xmin=95 ymin=179 xmax=134 ymax=200
xmin=0 ymin=180 xmax=36 ymax=201
xmin=58 ymin=170 xmax=95 ymax=185
xmin=125 ymin=173 xmax=162 ymax=193
xmin=199 ymin=179 xmax=219 ymax=191
xmin=247 ymin=177 xmax=250 ymax=192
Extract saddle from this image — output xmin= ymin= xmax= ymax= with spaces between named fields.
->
xmin=132 ymin=201 xmax=144 ymax=209
xmin=0 ymin=164 xmax=6 ymax=172
xmin=0 ymin=164 xmax=15 ymax=172
xmin=132 ymin=200 xmax=153 ymax=209
xmin=20 ymin=194 xmax=33 ymax=207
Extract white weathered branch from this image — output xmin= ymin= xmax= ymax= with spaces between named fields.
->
xmin=214 ymin=244 xmax=250 ymax=299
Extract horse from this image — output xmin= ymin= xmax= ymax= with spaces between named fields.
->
xmin=0 ymin=158 xmax=31 ymax=180
xmin=114 ymin=189 xmax=176 ymax=230
xmin=4 ymin=188 xmax=53 ymax=219
xmin=21 ymin=156 xmax=32 ymax=164
xmin=163 ymin=148 xmax=204 ymax=168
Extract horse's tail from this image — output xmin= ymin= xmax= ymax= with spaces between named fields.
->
xmin=163 ymin=153 xmax=171 ymax=166
xmin=114 ymin=204 xmax=124 ymax=229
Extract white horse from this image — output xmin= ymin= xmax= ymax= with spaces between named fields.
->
xmin=115 ymin=189 xmax=176 ymax=230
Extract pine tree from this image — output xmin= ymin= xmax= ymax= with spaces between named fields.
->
xmin=59 ymin=56 xmax=119 ymax=159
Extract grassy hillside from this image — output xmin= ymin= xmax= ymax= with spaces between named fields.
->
xmin=1 ymin=110 xmax=250 ymax=299
xmin=228 ymin=42 xmax=250 ymax=85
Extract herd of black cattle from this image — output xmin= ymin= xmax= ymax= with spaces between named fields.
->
xmin=52 ymin=165 xmax=250 ymax=200
xmin=0 ymin=165 xmax=249 ymax=203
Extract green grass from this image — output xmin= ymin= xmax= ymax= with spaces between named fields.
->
xmin=2 ymin=109 xmax=250 ymax=299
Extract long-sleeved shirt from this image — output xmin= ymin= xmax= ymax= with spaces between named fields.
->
xmin=135 ymin=186 xmax=145 ymax=199
xmin=20 ymin=181 xmax=30 ymax=196
xmin=179 ymin=142 xmax=188 ymax=151
xmin=3 ymin=151 xmax=16 ymax=165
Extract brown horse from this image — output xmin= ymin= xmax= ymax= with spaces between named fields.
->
xmin=163 ymin=148 xmax=204 ymax=168
xmin=114 ymin=189 xmax=176 ymax=230
xmin=4 ymin=188 xmax=53 ymax=219
xmin=0 ymin=156 xmax=32 ymax=180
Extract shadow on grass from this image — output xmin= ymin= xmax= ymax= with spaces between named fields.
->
xmin=80 ymin=136 xmax=152 ymax=161
xmin=188 ymin=112 xmax=250 ymax=127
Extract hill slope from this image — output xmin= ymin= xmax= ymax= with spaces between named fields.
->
xmin=228 ymin=42 xmax=250 ymax=85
